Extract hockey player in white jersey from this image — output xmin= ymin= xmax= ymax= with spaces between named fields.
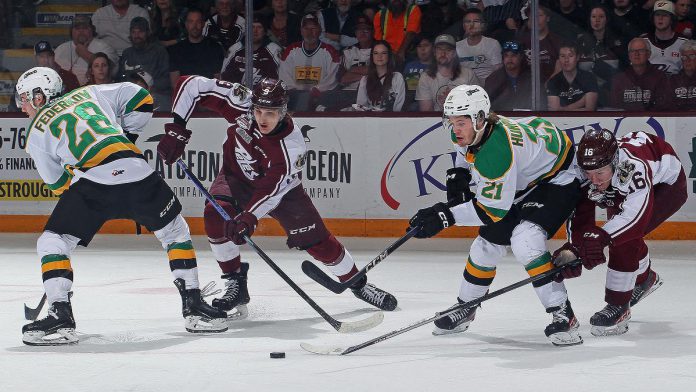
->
xmin=408 ymin=85 xmax=583 ymax=346
xmin=16 ymin=67 xmax=227 ymax=346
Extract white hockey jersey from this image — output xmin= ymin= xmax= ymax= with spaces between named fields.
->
xmin=25 ymin=83 xmax=154 ymax=195
xmin=450 ymin=115 xmax=575 ymax=227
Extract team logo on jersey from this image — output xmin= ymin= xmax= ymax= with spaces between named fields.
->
xmin=235 ymin=114 xmax=253 ymax=143
xmin=295 ymin=152 xmax=307 ymax=169
xmin=235 ymin=138 xmax=258 ymax=180
xmin=617 ymin=161 xmax=635 ymax=186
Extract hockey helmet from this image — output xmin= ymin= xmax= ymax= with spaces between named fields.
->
xmin=576 ymin=128 xmax=619 ymax=171
xmin=252 ymin=78 xmax=289 ymax=117
xmin=15 ymin=67 xmax=63 ymax=110
xmin=442 ymin=84 xmax=491 ymax=146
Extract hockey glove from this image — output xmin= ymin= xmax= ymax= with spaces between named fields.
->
xmin=552 ymin=242 xmax=582 ymax=282
xmin=579 ymin=226 xmax=612 ymax=270
xmin=224 ymin=211 xmax=258 ymax=245
xmin=408 ymin=202 xmax=455 ymax=239
xmin=446 ymin=167 xmax=475 ymax=205
xmin=157 ymin=123 xmax=192 ymax=164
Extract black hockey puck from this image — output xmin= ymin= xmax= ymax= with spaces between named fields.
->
xmin=270 ymin=352 xmax=285 ymax=359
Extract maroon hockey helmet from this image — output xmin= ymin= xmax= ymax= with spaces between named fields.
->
xmin=252 ymin=78 xmax=289 ymax=115
xmin=576 ymin=128 xmax=619 ymax=171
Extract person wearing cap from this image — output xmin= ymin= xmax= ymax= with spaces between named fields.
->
xmin=640 ymin=1 xmax=688 ymax=75
xmin=373 ymin=0 xmax=422 ymax=66
xmin=278 ymin=13 xmax=341 ymax=111
xmin=169 ymin=8 xmax=225 ymax=89
xmin=456 ymin=8 xmax=502 ymax=84
xmin=204 ymin=0 xmax=245 ymax=52
xmin=415 ymin=33 xmax=480 ymax=112
xmin=484 ymin=40 xmax=532 ymax=111
xmin=221 ymin=16 xmax=282 ymax=86
xmin=54 ymin=15 xmax=118 ymax=86
xmin=546 ymin=42 xmax=599 ymax=111
xmin=317 ymin=0 xmax=362 ymax=51
xmin=667 ymin=39 xmax=696 ymax=110
xmin=91 ymin=0 xmax=150 ymax=56
xmin=339 ymin=14 xmax=375 ymax=90
xmin=118 ymin=16 xmax=171 ymax=110
xmin=34 ymin=41 xmax=80 ymax=93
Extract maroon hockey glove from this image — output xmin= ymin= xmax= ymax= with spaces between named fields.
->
xmin=446 ymin=167 xmax=475 ymax=205
xmin=579 ymin=226 xmax=612 ymax=270
xmin=224 ymin=212 xmax=258 ymax=245
xmin=157 ymin=123 xmax=192 ymax=164
xmin=408 ymin=202 xmax=454 ymax=239
xmin=552 ymin=242 xmax=582 ymax=282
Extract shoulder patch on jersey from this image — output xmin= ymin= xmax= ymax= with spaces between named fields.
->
xmin=473 ymin=123 xmax=513 ymax=180
xmin=295 ymin=151 xmax=307 ymax=169
xmin=616 ymin=160 xmax=636 ymax=186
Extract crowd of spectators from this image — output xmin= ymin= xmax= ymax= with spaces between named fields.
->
xmin=10 ymin=0 xmax=696 ymax=112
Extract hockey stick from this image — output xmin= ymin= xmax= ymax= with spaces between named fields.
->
xmin=24 ymin=294 xmax=46 ymax=321
xmin=301 ymin=226 xmax=420 ymax=294
xmin=175 ymin=159 xmax=383 ymax=333
xmin=301 ymin=255 xmax=582 ymax=355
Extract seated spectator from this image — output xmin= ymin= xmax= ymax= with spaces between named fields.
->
xmin=34 ymin=41 xmax=80 ymax=93
xmin=641 ymin=1 xmax=688 ymax=75
xmin=548 ymin=0 xmax=589 ymax=43
xmin=221 ymin=16 xmax=282 ymax=85
xmin=484 ymin=40 xmax=532 ymax=110
xmin=419 ymin=0 xmax=465 ymax=40
xmin=91 ymin=0 xmax=151 ymax=56
xmin=339 ymin=15 xmax=374 ymax=90
xmin=54 ymin=15 xmax=118 ymax=86
xmin=279 ymin=13 xmax=341 ymax=111
xmin=169 ymin=8 xmax=225 ymax=88
xmin=204 ymin=0 xmax=245 ymax=52
xmin=151 ymin=0 xmax=183 ymax=47
xmin=668 ymin=39 xmax=696 ymax=110
xmin=85 ymin=52 xmax=115 ymax=85
xmin=416 ymin=34 xmax=480 ymax=111
xmin=547 ymin=43 xmax=599 ymax=110
xmin=516 ymin=5 xmax=562 ymax=83
xmin=118 ymin=17 xmax=171 ymax=111
xmin=674 ymin=0 xmax=693 ymax=39
xmin=609 ymin=0 xmax=650 ymax=42
xmin=610 ymin=37 xmax=670 ymax=110
xmin=456 ymin=8 xmax=502 ymax=84
xmin=267 ymin=0 xmax=302 ymax=48
xmin=403 ymin=34 xmax=433 ymax=92
xmin=355 ymin=40 xmax=406 ymax=111
xmin=318 ymin=0 xmax=362 ymax=51
xmin=373 ymin=0 xmax=422 ymax=66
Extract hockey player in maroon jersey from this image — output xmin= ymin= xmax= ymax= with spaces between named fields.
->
xmin=554 ymin=128 xmax=687 ymax=336
xmin=157 ymin=77 xmax=397 ymax=319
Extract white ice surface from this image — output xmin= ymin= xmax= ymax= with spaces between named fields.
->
xmin=1 ymin=234 xmax=695 ymax=392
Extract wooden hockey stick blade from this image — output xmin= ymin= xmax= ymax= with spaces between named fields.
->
xmin=337 ymin=311 xmax=384 ymax=333
xmin=24 ymin=293 xmax=47 ymax=321
xmin=300 ymin=342 xmax=349 ymax=355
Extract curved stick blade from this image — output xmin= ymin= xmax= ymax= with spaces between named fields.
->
xmin=337 ymin=311 xmax=384 ymax=333
xmin=300 ymin=342 xmax=348 ymax=355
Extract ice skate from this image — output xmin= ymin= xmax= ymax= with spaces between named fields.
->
xmin=544 ymin=300 xmax=583 ymax=346
xmin=22 ymin=301 xmax=78 ymax=346
xmin=590 ymin=303 xmax=631 ymax=336
xmin=630 ymin=270 xmax=663 ymax=307
xmin=350 ymin=275 xmax=398 ymax=311
xmin=432 ymin=299 xmax=477 ymax=336
xmin=174 ymin=279 xmax=228 ymax=333
xmin=212 ymin=263 xmax=250 ymax=321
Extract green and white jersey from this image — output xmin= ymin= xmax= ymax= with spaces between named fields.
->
xmin=450 ymin=115 xmax=576 ymax=227
xmin=25 ymin=82 xmax=154 ymax=195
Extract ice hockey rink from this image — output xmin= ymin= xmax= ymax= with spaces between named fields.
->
xmin=1 ymin=233 xmax=695 ymax=392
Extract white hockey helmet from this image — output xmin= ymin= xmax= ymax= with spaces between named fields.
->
xmin=442 ymin=84 xmax=491 ymax=146
xmin=15 ymin=67 xmax=63 ymax=110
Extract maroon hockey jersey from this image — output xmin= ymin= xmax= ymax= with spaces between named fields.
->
xmin=172 ymin=76 xmax=306 ymax=219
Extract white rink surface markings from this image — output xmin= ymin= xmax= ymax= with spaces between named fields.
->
xmin=1 ymin=234 xmax=695 ymax=391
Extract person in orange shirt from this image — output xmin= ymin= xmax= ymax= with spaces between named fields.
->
xmin=373 ymin=0 xmax=421 ymax=65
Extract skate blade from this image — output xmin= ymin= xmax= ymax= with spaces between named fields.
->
xmin=432 ymin=322 xmax=471 ymax=336
xmin=548 ymin=331 xmax=583 ymax=346
xmin=184 ymin=316 xmax=228 ymax=333
xmin=631 ymin=277 xmax=664 ymax=307
xmin=225 ymin=305 xmax=249 ymax=325
xmin=23 ymin=328 xmax=79 ymax=346
xmin=590 ymin=319 xmax=630 ymax=337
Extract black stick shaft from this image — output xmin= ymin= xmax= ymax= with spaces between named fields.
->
xmin=340 ymin=261 xmax=581 ymax=355
xmin=176 ymin=159 xmax=345 ymax=331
